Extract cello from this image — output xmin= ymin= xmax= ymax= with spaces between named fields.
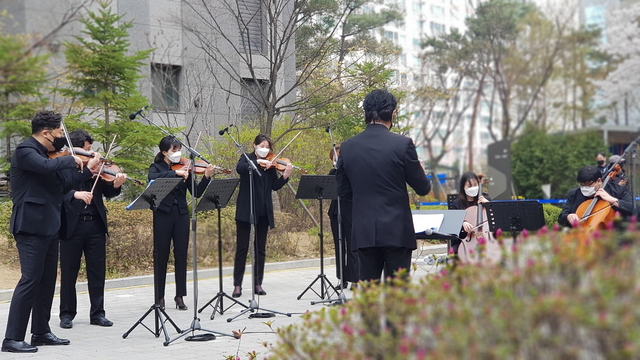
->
xmin=575 ymin=164 xmax=622 ymax=230
xmin=458 ymin=201 xmax=502 ymax=265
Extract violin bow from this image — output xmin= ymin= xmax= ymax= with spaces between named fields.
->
xmin=60 ymin=120 xmax=79 ymax=171
xmin=89 ymin=134 xmax=118 ymax=195
xmin=272 ymin=131 xmax=302 ymax=164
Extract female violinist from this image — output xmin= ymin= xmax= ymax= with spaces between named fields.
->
xmin=232 ymin=134 xmax=292 ymax=298
xmin=559 ymin=165 xmax=632 ymax=228
xmin=148 ymin=136 xmax=215 ymax=310
xmin=449 ymin=172 xmax=491 ymax=254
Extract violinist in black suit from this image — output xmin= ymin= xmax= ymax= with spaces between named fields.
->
xmin=328 ymin=146 xmax=359 ymax=289
xmin=232 ymin=134 xmax=292 ymax=298
xmin=2 ymin=111 xmax=97 ymax=353
xmin=148 ymin=136 xmax=215 ymax=310
xmin=336 ymin=89 xmax=431 ymax=282
xmin=59 ymin=130 xmax=126 ymax=329
xmin=559 ymin=165 xmax=632 ymax=227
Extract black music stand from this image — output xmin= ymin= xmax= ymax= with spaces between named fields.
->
xmin=123 ymin=178 xmax=184 ymax=343
xmin=483 ymin=201 xmax=545 ymax=243
xmin=413 ymin=210 xmax=466 ymax=263
xmin=197 ymin=178 xmax=248 ymax=319
xmin=295 ymin=175 xmax=340 ymax=303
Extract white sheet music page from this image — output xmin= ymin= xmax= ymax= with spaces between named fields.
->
xmin=412 ymin=213 xmax=445 ymax=234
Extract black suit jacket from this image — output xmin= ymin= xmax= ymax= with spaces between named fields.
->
xmin=148 ymin=161 xmax=211 ymax=215
xmin=328 ymin=168 xmax=352 ymax=222
xmin=558 ymin=182 xmax=633 ymax=227
xmin=235 ymin=152 xmax=288 ymax=228
xmin=9 ymin=136 xmax=85 ymax=236
xmin=60 ymin=167 xmax=122 ymax=239
xmin=336 ymin=124 xmax=431 ymax=250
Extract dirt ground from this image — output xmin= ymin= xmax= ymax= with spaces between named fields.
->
xmin=0 ymin=261 xmax=21 ymax=290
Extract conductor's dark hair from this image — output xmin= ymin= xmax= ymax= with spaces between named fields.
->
xmin=68 ymin=129 xmax=93 ymax=148
xmin=328 ymin=145 xmax=340 ymax=161
xmin=154 ymin=136 xmax=181 ymax=163
xmin=363 ymin=89 xmax=397 ymax=124
xmin=31 ymin=110 xmax=62 ymax=134
xmin=596 ymin=152 xmax=606 ymax=158
xmin=253 ymin=134 xmax=273 ymax=150
xmin=456 ymin=171 xmax=480 ymax=209
xmin=577 ymin=166 xmax=602 ymax=183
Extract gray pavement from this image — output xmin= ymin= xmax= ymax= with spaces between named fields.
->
xmin=0 ymin=244 xmax=446 ymax=359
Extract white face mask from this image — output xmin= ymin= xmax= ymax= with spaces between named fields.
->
xmin=168 ymin=151 xmax=182 ymax=164
xmin=465 ymin=186 xmax=479 ymax=198
xmin=580 ymin=186 xmax=596 ymax=197
xmin=255 ymin=147 xmax=270 ymax=158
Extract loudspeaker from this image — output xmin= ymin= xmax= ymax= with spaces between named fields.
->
xmin=487 ymin=140 xmax=514 ymax=200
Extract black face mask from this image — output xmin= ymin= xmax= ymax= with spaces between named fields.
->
xmin=597 ymin=160 xmax=605 ymax=166
xmin=48 ymin=136 xmax=67 ymax=151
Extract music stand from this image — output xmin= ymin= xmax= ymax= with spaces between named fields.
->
xmin=483 ymin=201 xmax=545 ymax=243
xmin=123 ymin=178 xmax=184 ymax=343
xmin=295 ymin=175 xmax=340 ymax=304
xmin=413 ymin=210 xmax=466 ymax=262
xmin=197 ymin=178 xmax=249 ymax=319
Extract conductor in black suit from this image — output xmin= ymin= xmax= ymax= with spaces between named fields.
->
xmin=2 ymin=111 xmax=97 ymax=353
xmin=59 ymin=130 xmax=125 ymax=329
xmin=336 ymin=89 xmax=431 ymax=282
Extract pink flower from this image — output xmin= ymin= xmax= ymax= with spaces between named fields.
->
xmin=592 ymin=230 xmax=601 ymax=239
xmin=522 ymin=228 xmax=529 ymax=238
xmin=538 ymin=226 xmax=548 ymax=235
xmin=477 ymin=237 xmax=486 ymax=245
xmin=340 ymin=307 xmax=347 ymax=316
xmin=631 ymin=215 xmax=637 ymax=224
xmin=496 ymin=228 xmax=503 ymax=238
xmin=606 ymin=221 xmax=614 ymax=230
xmin=572 ymin=219 xmax=579 ymax=228
xmin=342 ymin=324 xmax=354 ymax=336
xmin=526 ymin=258 xmax=535 ymax=267
xmin=442 ymin=282 xmax=451 ymax=291
xmin=553 ymin=223 xmax=560 ymax=232
xmin=440 ymin=269 xmax=447 ymax=276
xmin=449 ymin=247 xmax=454 ymax=255
xmin=417 ymin=349 xmax=427 ymax=360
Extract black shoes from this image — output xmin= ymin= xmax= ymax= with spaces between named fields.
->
xmin=1 ymin=339 xmax=37 ymax=353
xmin=174 ymin=296 xmax=188 ymax=311
xmin=232 ymin=286 xmax=242 ymax=298
xmin=255 ymin=285 xmax=267 ymax=296
xmin=30 ymin=332 xmax=70 ymax=346
xmin=90 ymin=316 xmax=113 ymax=327
xmin=60 ymin=318 xmax=73 ymax=329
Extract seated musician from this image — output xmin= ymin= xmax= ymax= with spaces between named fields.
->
xmin=558 ymin=165 xmax=633 ymax=227
xmin=449 ymin=171 xmax=491 ymax=254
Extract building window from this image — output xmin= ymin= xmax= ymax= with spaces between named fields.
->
xmin=238 ymin=0 xmax=263 ymax=53
xmin=385 ymin=31 xmax=399 ymax=44
xmin=241 ymin=78 xmax=268 ymax=121
xmin=430 ymin=22 xmax=445 ymax=36
xmin=151 ymin=63 xmax=181 ymax=112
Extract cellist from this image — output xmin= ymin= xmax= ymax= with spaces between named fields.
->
xmin=558 ymin=166 xmax=633 ymax=228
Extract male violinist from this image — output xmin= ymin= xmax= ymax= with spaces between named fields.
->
xmin=59 ymin=130 xmax=126 ymax=329
xmin=558 ymin=165 xmax=633 ymax=228
xmin=2 ymin=111 xmax=99 ymax=353
xmin=336 ymin=89 xmax=431 ymax=282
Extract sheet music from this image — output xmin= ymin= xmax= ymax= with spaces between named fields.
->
xmin=412 ymin=213 xmax=444 ymax=234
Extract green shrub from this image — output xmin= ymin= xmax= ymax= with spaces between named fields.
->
xmin=268 ymin=223 xmax=640 ymax=359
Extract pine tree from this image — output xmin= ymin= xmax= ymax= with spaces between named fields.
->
xmin=60 ymin=0 xmax=160 ymax=181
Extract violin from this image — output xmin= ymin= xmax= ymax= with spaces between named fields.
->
xmin=171 ymin=158 xmax=232 ymax=175
xmin=260 ymin=151 xmax=308 ymax=174
xmin=48 ymin=148 xmax=144 ymax=186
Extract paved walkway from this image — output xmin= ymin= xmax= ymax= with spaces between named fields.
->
xmin=0 ymin=244 xmax=446 ymax=359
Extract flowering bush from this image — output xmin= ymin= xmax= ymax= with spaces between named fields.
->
xmin=268 ymin=223 xmax=640 ymax=359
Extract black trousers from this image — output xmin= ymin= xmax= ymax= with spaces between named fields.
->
xmin=153 ymin=204 xmax=189 ymax=301
xmin=233 ymin=218 xmax=268 ymax=287
xmin=59 ymin=218 xmax=107 ymax=321
xmin=5 ymin=233 xmax=58 ymax=341
xmin=358 ymin=246 xmax=413 ymax=283
xmin=329 ymin=214 xmax=359 ymax=283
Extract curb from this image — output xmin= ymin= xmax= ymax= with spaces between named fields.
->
xmin=0 ymin=244 xmax=447 ymax=302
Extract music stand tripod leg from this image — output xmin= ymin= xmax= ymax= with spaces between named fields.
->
xmin=198 ymin=205 xmax=248 ymax=320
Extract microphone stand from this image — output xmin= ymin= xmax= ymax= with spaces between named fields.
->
xmin=319 ymin=124 xmax=346 ymax=305
xmin=222 ymin=128 xmax=291 ymax=322
xmin=133 ymin=111 xmax=236 ymax=344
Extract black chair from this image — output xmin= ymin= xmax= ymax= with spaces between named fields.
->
xmin=447 ymin=194 xmax=458 ymax=210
